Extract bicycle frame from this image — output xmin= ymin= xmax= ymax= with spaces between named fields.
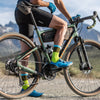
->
xmin=16 ymin=12 xmax=79 ymax=75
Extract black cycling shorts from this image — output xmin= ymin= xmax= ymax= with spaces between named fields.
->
xmin=15 ymin=7 xmax=53 ymax=38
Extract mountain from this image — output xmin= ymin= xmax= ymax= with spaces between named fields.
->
xmin=0 ymin=22 xmax=19 ymax=58
xmin=0 ymin=21 xmax=18 ymax=35
xmin=5 ymin=21 xmax=18 ymax=32
xmin=80 ymin=23 xmax=100 ymax=42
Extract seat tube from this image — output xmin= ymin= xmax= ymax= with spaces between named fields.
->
xmin=30 ymin=12 xmax=51 ymax=62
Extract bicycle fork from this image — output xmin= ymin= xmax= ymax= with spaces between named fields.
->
xmin=75 ymin=37 xmax=92 ymax=70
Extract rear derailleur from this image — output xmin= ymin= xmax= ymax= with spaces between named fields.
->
xmin=5 ymin=58 xmax=19 ymax=75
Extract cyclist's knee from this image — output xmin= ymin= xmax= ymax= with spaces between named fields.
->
xmin=55 ymin=20 xmax=67 ymax=31
xmin=49 ymin=15 xmax=67 ymax=31
xmin=57 ymin=22 xmax=68 ymax=37
xmin=60 ymin=22 xmax=67 ymax=30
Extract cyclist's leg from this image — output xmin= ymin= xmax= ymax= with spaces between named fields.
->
xmin=15 ymin=8 xmax=34 ymax=67
xmin=20 ymin=38 xmax=33 ymax=90
xmin=48 ymin=15 xmax=73 ymax=67
xmin=30 ymin=8 xmax=73 ymax=67
xmin=49 ymin=15 xmax=67 ymax=46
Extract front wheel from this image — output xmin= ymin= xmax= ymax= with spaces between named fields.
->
xmin=63 ymin=40 xmax=100 ymax=96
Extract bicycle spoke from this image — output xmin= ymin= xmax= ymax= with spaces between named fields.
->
xmin=64 ymin=40 xmax=100 ymax=96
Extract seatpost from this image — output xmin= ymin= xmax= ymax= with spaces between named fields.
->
xmin=30 ymin=11 xmax=38 ymax=30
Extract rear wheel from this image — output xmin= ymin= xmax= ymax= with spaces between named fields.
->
xmin=0 ymin=33 xmax=42 ymax=98
xmin=63 ymin=40 xmax=100 ymax=96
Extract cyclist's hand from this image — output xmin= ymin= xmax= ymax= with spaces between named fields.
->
xmin=69 ymin=14 xmax=81 ymax=24
xmin=48 ymin=2 xmax=56 ymax=13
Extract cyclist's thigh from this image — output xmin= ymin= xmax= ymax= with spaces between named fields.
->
xmin=31 ymin=7 xmax=53 ymax=27
xmin=49 ymin=15 xmax=67 ymax=29
xmin=15 ymin=8 xmax=34 ymax=39
xmin=31 ymin=8 xmax=67 ymax=29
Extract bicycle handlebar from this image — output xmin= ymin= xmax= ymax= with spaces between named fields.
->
xmin=73 ymin=11 xmax=100 ymax=29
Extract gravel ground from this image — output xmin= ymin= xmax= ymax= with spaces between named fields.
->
xmin=0 ymin=76 xmax=100 ymax=100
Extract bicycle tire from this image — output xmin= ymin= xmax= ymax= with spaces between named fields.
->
xmin=0 ymin=33 xmax=42 ymax=99
xmin=63 ymin=40 xmax=100 ymax=96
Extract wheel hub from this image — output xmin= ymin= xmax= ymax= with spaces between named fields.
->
xmin=80 ymin=63 xmax=93 ymax=74
xmin=42 ymin=64 xmax=57 ymax=81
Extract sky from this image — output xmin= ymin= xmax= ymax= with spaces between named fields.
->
xmin=0 ymin=0 xmax=100 ymax=31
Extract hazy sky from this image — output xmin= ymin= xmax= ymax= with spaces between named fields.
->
xmin=0 ymin=0 xmax=100 ymax=31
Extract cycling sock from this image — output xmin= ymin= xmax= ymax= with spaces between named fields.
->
xmin=21 ymin=73 xmax=29 ymax=90
xmin=51 ymin=45 xmax=61 ymax=63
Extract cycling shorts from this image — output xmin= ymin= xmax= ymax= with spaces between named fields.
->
xmin=15 ymin=7 xmax=53 ymax=38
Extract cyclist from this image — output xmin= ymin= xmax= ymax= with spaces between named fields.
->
xmin=15 ymin=0 xmax=73 ymax=97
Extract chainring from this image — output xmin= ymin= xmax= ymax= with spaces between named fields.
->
xmin=42 ymin=64 xmax=57 ymax=81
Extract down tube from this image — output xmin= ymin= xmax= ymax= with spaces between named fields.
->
xmin=36 ymin=29 xmax=51 ymax=62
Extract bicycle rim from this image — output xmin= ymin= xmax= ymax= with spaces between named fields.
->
xmin=0 ymin=33 xmax=42 ymax=98
xmin=64 ymin=40 xmax=100 ymax=96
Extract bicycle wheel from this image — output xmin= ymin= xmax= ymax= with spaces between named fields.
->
xmin=0 ymin=33 xmax=42 ymax=99
xmin=63 ymin=40 xmax=100 ymax=96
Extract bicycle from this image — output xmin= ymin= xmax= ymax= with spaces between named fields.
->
xmin=0 ymin=1 xmax=100 ymax=99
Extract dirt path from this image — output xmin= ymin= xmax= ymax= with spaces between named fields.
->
xmin=0 ymin=76 xmax=100 ymax=100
